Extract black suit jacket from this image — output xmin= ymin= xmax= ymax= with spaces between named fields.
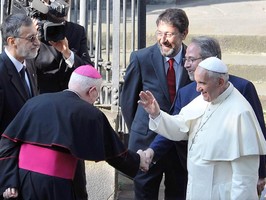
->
xmin=0 ymin=51 xmax=38 ymax=134
xmin=27 ymin=21 xmax=92 ymax=93
xmin=121 ymin=43 xmax=191 ymax=151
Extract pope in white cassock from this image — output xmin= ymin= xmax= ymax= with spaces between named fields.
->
xmin=138 ymin=57 xmax=266 ymax=200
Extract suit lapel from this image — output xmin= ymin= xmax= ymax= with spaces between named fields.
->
xmin=1 ymin=52 xmax=29 ymax=101
xmin=150 ymin=44 xmax=170 ymax=102
xmin=177 ymin=44 xmax=191 ymax=90
xmin=169 ymin=44 xmax=191 ymax=110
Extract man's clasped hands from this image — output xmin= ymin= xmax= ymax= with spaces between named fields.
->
xmin=137 ymin=148 xmax=155 ymax=172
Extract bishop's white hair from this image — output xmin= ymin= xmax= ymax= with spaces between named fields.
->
xmin=68 ymin=72 xmax=102 ymax=94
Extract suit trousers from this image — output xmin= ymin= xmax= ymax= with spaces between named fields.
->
xmin=134 ymin=146 xmax=187 ymax=200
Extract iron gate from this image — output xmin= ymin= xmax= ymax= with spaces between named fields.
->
xmin=0 ymin=0 xmax=147 ymax=136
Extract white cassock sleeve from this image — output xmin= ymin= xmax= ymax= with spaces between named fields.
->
xmin=149 ymin=110 xmax=189 ymax=141
xmin=231 ymin=155 xmax=259 ymax=200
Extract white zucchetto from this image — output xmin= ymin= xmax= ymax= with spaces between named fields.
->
xmin=198 ymin=57 xmax=228 ymax=73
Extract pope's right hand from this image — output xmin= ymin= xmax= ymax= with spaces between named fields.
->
xmin=138 ymin=90 xmax=160 ymax=119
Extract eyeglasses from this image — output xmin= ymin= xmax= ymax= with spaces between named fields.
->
xmin=183 ymin=57 xmax=202 ymax=64
xmin=155 ymin=31 xmax=178 ymax=39
xmin=16 ymin=34 xmax=40 ymax=43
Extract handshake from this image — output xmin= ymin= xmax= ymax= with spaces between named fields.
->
xmin=136 ymin=148 xmax=155 ymax=172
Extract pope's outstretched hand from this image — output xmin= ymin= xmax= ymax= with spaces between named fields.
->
xmin=138 ymin=91 xmax=160 ymax=119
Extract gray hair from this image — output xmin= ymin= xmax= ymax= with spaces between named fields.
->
xmin=207 ymin=70 xmax=229 ymax=83
xmin=156 ymin=8 xmax=189 ymax=34
xmin=191 ymin=36 xmax=222 ymax=59
xmin=1 ymin=13 xmax=33 ymax=46
xmin=68 ymin=72 xmax=102 ymax=94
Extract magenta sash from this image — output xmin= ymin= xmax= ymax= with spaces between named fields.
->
xmin=18 ymin=144 xmax=78 ymax=180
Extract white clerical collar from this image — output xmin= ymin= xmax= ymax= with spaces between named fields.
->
xmin=211 ymin=82 xmax=234 ymax=105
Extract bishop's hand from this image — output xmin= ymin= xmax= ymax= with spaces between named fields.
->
xmin=3 ymin=187 xmax=18 ymax=199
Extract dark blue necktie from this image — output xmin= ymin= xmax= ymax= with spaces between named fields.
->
xmin=20 ymin=67 xmax=31 ymax=98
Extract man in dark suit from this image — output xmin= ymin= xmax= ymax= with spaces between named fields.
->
xmin=120 ymin=8 xmax=191 ymax=199
xmin=0 ymin=13 xmax=40 ymax=134
xmin=145 ymin=36 xmax=266 ymax=196
xmin=26 ymin=0 xmax=92 ymax=93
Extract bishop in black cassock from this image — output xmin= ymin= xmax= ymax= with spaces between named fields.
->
xmin=0 ymin=65 xmax=144 ymax=200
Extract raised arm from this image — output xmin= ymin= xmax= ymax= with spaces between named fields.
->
xmin=138 ymin=90 xmax=160 ymax=119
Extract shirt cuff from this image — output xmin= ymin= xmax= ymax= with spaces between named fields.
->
xmin=149 ymin=112 xmax=162 ymax=130
xmin=64 ymin=51 xmax=74 ymax=68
